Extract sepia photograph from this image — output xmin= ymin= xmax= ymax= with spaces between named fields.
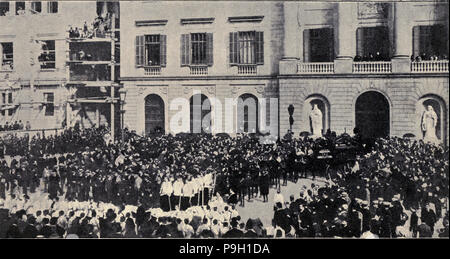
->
xmin=0 ymin=0 xmax=448 ymax=244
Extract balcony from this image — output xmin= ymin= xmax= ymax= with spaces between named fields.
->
xmin=411 ymin=60 xmax=449 ymax=73
xmin=297 ymin=62 xmax=334 ymax=74
xmin=190 ymin=66 xmax=208 ymax=75
xmin=281 ymin=58 xmax=449 ymax=75
xmin=237 ymin=65 xmax=257 ymax=75
xmin=144 ymin=67 xmax=161 ymax=76
xmin=353 ymin=61 xmax=392 ymax=74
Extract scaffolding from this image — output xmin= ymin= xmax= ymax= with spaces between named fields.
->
xmin=65 ymin=10 xmax=121 ymax=141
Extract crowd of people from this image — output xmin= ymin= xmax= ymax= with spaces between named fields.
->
xmin=0 ymin=120 xmax=31 ymax=132
xmin=0 ymin=191 xmax=269 ymax=238
xmin=69 ymin=13 xmax=114 ymax=39
xmin=269 ymin=137 xmax=449 ymax=238
xmin=354 ymin=52 xmax=390 ymax=62
xmin=411 ymin=53 xmax=448 ymax=62
xmin=0 ymin=125 xmax=448 ymax=238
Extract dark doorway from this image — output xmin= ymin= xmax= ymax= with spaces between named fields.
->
xmin=145 ymin=94 xmax=165 ymax=135
xmin=237 ymin=94 xmax=259 ymax=133
xmin=190 ymin=94 xmax=211 ymax=133
xmin=355 ymin=91 xmax=390 ymax=139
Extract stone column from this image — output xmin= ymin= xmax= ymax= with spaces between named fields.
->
xmin=392 ymin=1 xmax=412 ymax=73
xmin=283 ymin=2 xmax=299 ymax=59
xmin=334 ymin=2 xmax=356 ymax=73
xmin=280 ymin=2 xmax=300 ymax=75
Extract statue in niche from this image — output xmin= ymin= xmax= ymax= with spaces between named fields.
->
xmin=422 ymin=105 xmax=439 ymax=144
xmin=309 ymin=104 xmax=323 ymax=138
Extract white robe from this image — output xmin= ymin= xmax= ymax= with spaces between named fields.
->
xmin=422 ymin=110 xmax=439 ymax=144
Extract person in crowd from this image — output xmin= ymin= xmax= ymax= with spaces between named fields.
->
xmin=0 ymin=126 xmax=447 ymax=238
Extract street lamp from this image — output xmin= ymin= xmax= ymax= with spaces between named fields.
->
xmin=288 ymin=104 xmax=295 ymax=132
xmin=119 ymin=87 xmax=127 ymax=145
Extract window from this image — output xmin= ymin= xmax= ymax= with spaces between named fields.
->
xmin=15 ymin=2 xmax=25 ymax=15
xmin=413 ymin=25 xmax=448 ymax=60
xmin=145 ymin=35 xmax=161 ymax=66
xmin=230 ymin=31 xmax=263 ymax=65
xmin=356 ymin=26 xmax=390 ymax=61
xmin=47 ymin=1 xmax=58 ymax=13
xmin=181 ymin=33 xmax=213 ymax=66
xmin=8 ymin=93 xmax=12 ymax=104
xmin=44 ymin=93 xmax=54 ymax=116
xmin=303 ymin=28 xmax=334 ymax=62
xmin=0 ymin=2 xmax=9 ymax=16
xmin=31 ymin=2 xmax=42 ymax=13
xmin=191 ymin=33 xmax=207 ymax=65
xmin=136 ymin=35 xmax=166 ymax=67
xmin=1 ymin=42 xmax=13 ymax=70
xmin=2 ymin=93 xmax=5 ymax=104
xmin=39 ymin=40 xmax=56 ymax=69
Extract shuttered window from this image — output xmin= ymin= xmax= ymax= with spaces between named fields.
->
xmin=135 ymin=35 xmax=145 ymax=67
xmin=136 ymin=34 xmax=166 ymax=67
xmin=181 ymin=33 xmax=213 ymax=66
xmin=47 ymin=1 xmax=58 ymax=13
xmin=229 ymin=31 xmax=264 ymax=65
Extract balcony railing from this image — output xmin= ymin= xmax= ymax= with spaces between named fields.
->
xmin=237 ymin=65 xmax=257 ymax=75
xmin=297 ymin=62 xmax=334 ymax=74
xmin=353 ymin=61 xmax=392 ymax=74
xmin=411 ymin=60 xmax=449 ymax=73
xmin=144 ymin=67 xmax=161 ymax=76
xmin=190 ymin=66 xmax=208 ymax=75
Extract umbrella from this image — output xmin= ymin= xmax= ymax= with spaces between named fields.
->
xmin=403 ymin=133 xmax=415 ymax=138
xmin=299 ymin=131 xmax=310 ymax=138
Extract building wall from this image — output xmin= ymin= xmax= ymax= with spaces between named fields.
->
xmin=123 ymin=79 xmax=279 ymax=136
xmin=0 ymin=1 xmax=99 ymax=129
xmin=283 ymin=1 xmax=449 ymax=61
xmin=279 ymin=75 xmax=449 ymax=144
xmin=120 ymin=1 xmax=283 ymax=136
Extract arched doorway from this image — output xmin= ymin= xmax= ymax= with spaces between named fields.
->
xmin=190 ymin=94 xmax=211 ymax=133
xmin=145 ymin=94 xmax=165 ymax=135
xmin=355 ymin=91 xmax=390 ymax=139
xmin=237 ymin=94 xmax=259 ymax=133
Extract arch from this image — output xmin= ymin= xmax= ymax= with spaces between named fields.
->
xmin=355 ymin=91 xmax=390 ymax=139
xmin=237 ymin=93 xmax=259 ymax=133
xmin=190 ymin=94 xmax=211 ymax=133
xmin=144 ymin=94 xmax=165 ymax=135
xmin=416 ymin=94 xmax=447 ymax=145
xmin=303 ymin=94 xmax=330 ymax=137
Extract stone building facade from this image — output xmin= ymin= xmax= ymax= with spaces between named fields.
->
xmin=120 ymin=1 xmax=283 ymax=136
xmin=0 ymin=1 xmax=120 ymax=136
xmin=121 ymin=1 xmax=448 ymax=145
xmin=279 ymin=1 xmax=449 ymax=145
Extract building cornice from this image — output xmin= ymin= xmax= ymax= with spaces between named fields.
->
xmin=277 ymin=73 xmax=450 ymax=80
xmin=119 ymin=75 xmax=279 ymax=81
